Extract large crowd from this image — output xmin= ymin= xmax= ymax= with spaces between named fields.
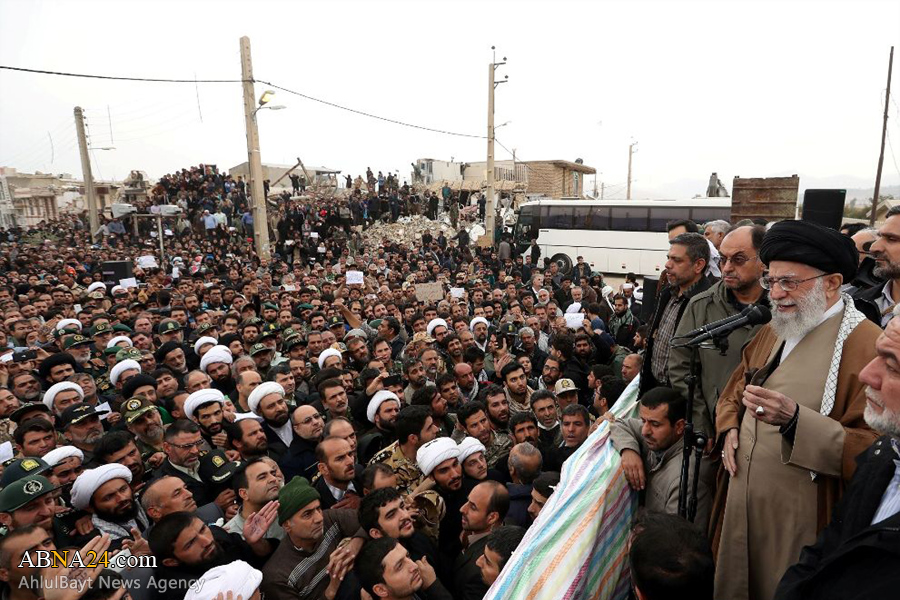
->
xmin=0 ymin=162 xmax=896 ymax=600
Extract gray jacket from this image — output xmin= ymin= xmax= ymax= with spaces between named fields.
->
xmin=667 ymin=282 xmax=766 ymax=440
xmin=610 ymin=417 xmax=712 ymax=529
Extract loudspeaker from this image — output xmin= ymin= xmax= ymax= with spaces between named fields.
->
xmin=640 ymin=276 xmax=660 ymax=323
xmin=102 ymin=261 xmax=133 ymax=285
xmin=802 ymin=189 xmax=846 ymax=230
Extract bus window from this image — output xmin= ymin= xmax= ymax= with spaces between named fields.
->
xmin=515 ymin=205 xmax=539 ymax=240
xmin=574 ymin=206 xmax=609 ymax=230
xmin=543 ymin=205 xmax=575 ymax=229
xmin=690 ymin=207 xmax=732 ymax=225
xmin=611 ymin=207 xmax=649 ymax=231
xmin=648 ymin=207 xmax=687 ymax=232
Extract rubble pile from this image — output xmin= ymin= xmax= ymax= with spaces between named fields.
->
xmin=360 ymin=215 xmax=485 ymax=250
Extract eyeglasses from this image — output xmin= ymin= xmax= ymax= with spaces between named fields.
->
xmin=759 ymin=273 xmax=827 ymax=292
xmin=168 ymin=439 xmax=204 ymax=450
xmin=297 ymin=413 xmax=324 ymax=426
xmin=717 ymin=254 xmax=758 ymax=267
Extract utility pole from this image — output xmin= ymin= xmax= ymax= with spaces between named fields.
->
xmin=240 ymin=36 xmax=271 ymax=259
xmin=483 ymin=47 xmax=507 ymax=247
xmin=74 ymin=107 xmax=99 ymax=242
xmin=601 ymin=181 xmax=605 ymax=200
xmin=627 ymin=141 xmax=638 ymax=200
xmin=871 ymin=46 xmax=894 ymax=226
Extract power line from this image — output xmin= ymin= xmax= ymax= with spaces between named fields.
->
xmin=257 ymin=79 xmax=486 ymax=140
xmin=0 ymin=65 xmax=242 ymax=83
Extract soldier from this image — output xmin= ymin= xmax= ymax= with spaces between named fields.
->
xmin=369 ymin=406 xmax=439 ymax=497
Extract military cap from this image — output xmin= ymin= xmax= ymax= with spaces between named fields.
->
xmin=120 ymin=395 xmax=157 ymax=425
xmin=0 ymin=475 xmax=57 ymax=512
xmin=59 ymin=403 xmax=107 ymax=429
xmin=199 ymin=450 xmax=242 ymax=486
xmin=0 ymin=458 xmax=50 ymax=488
xmin=9 ymin=402 xmax=52 ymax=424
xmin=89 ymin=322 xmax=112 ymax=336
xmin=249 ymin=343 xmax=272 ymax=357
xmin=63 ymin=334 xmax=93 ymax=350
xmin=157 ymin=319 xmax=182 ymax=335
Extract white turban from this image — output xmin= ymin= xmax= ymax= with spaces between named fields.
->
xmin=56 ymin=318 xmax=82 ymax=332
xmin=43 ymin=382 xmax=84 ymax=410
xmin=42 ymin=446 xmax=85 ymax=468
xmin=193 ymin=336 xmax=219 ymax=355
xmin=0 ymin=353 xmax=12 ymax=363
xmin=106 ymin=336 xmax=133 ymax=349
xmin=469 ymin=317 xmax=489 ymax=331
xmin=110 ymin=285 xmax=126 ymax=295
xmin=565 ymin=302 xmax=582 ymax=314
xmin=110 ymin=359 xmax=141 ymax=386
xmin=426 ymin=318 xmax=448 ymax=337
xmin=601 ymin=285 xmax=615 ymax=298
xmin=184 ymin=389 xmax=225 ymax=419
xmin=416 ymin=437 xmax=460 ymax=477
xmin=87 ymin=282 xmax=106 ymax=294
xmin=317 ymin=348 xmax=342 ymax=370
xmin=70 ymin=464 xmax=132 ymax=510
xmin=248 ymin=382 xmax=285 ymax=415
xmin=183 ymin=560 xmax=263 ymax=600
xmin=233 ymin=411 xmax=264 ymax=422
xmin=367 ymin=390 xmax=400 ymax=424
xmin=199 ymin=345 xmax=233 ymax=373
xmin=457 ymin=437 xmax=487 ymax=463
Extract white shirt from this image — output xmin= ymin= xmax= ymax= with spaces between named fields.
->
xmin=781 ymin=298 xmax=844 ymax=362
xmin=272 ymin=421 xmax=294 ymax=448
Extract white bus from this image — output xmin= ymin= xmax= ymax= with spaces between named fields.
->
xmin=511 ymin=198 xmax=732 ymax=277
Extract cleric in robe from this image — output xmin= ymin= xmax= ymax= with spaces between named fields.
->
xmin=712 ymin=220 xmax=881 ymax=600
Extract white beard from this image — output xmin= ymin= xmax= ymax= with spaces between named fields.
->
xmin=864 ymin=387 xmax=900 ymax=438
xmin=770 ymin=278 xmax=827 ymax=340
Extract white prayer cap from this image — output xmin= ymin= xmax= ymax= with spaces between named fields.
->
xmin=184 ymin=389 xmax=225 ymax=419
xmin=193 ymin=336 xmax=219 ymax=356
xmin=248 ymin=382 xmax=285 ymax=415
xmin=416 ymin=437 xmax=460 ymax=477
xmin=601 ymin=285 xmax=615 ymax=298
xmin=199 ymin=345 xmax=233 ymax=373
xmin=317 ymin=348 xmax=342 ymax=370
xmin=110 ymin=285 xmax=126 ymax=295
xmin=70 ymin=464 xmax=132 ymax=510
xmin=87 ymin=282 xmax=106 ymax=294
xmin=110 ymin=359 xmax=141 ymax=386
xmin=233 ymin=411 xmax=264 ymax=422
xmin=42 ymin=446 xmax=84 ymax=468
xmin=367 ymin=390 xmax=400 ymax=424
xmin=426 ymin=318 xmax=448 ymax=337
xmin=457 ymin=437 xmax=487 ymax=463
xmin=622 ymin=283 xmax=634 ymax=290
xmin=0 ymin=353 xmax=12 ymax=363
xmin=469 ymin=317 xmax=489 ymax=331
xmin=56 ymin=319 xmax=82 ymax=332
xmin=634 ymin=287 xmax=644 ymax=302
xmin=565 ymin=302 xmax=582 ymax=314
xmin=42 ymin=382 xmax=84 ymax=410
xmin=183 ymin=560 xmax=262 ymax=600
xmin=106 ymin=336 xmax=133 ymax=349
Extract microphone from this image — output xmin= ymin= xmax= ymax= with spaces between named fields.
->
xmin=683 ymin=305 xmax=771 ymax=347
xmin=679 ymin=305 xmax=758 ymax=339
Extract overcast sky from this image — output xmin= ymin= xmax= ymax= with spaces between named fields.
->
xmin=1 ymin=0 xmax=899 ymax=199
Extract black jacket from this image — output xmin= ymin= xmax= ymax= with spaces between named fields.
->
xmin=774 ymin=435 xmax=900 ymax=600
xmin=852 ymin=280 xmax=887 ymax=325
xmin=506 ymin=482 xmax=533 ymax=528
xmin=452 ymin=534 xmax=490 ymax=600
xmin=261 ymin=421 xmax=291 ymax=461
xmin=278 ymin=435 xmax=319 ymax=482
xmin=640 ymin=277 xmax=713 ymax=395
xmin=153 ymin=458 xmax=212 ymax=505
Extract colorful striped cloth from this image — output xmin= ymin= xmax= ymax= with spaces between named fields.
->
xmin=484 ymin=393 xmax=639 ymax=600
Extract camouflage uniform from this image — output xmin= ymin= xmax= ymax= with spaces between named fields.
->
xmin=485 ymin=430 xmax=512 ymax=469
xmin=369 ymin=440 xmax=445 ymax=542
xmin=0 ymin=418 xmax=16 ymax=445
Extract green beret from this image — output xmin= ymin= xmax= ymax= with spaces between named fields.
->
xmin=112 ymin=324 xmax=134 ymax=334
xmin=277 ymin=476 xmax=320 ymax=524
xmin=0 ymin=475 xmax=57 ymax=513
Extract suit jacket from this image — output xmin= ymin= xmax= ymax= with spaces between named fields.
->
xmin=278 ymin=436 xmax=319 ymax=482
xmin=453 ymin=534 xmax=490 ymax=600
xmin=262 ymin=422 xmax=290 ymax=462
xmin=153 ymin=459 xmax=212 ymax=505
xmin=312 ymin=464 xmax=364 ymax=509
xmin=775 ymin=435 xmax=900 ymax=600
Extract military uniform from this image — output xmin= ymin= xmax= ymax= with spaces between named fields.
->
xmin=485 ymin=431 xmax=512 ymax=469
xmin=0 ymin=418 xmax=16 ymax=445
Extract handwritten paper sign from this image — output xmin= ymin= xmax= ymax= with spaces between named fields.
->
xmin=346 ymin=271 xmax=364 ymax=285
xmin=415 ymin=282 xmax=444 ymax=302
xmin=565 ymin=313 xmax=586 ymax=330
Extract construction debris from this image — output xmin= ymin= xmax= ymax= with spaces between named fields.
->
xmin=359 ymin=215 xmax=485 ymax=249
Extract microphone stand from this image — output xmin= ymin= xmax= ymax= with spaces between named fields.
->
xmin=672 ymin=334 xmax=727 ymax=522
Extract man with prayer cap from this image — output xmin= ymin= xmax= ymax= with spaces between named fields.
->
xmin=358 ymin=390 xmax=402 ymax=464
xmin=183 ymin=560 xmax=263 ymax=600
xmin=713 ymin=220 xmax=881 ymax=600
xmin=249 ymin=381 xmax=293 ymax=460
xmin=70 ymin=463 xmax=150 ymax=548
xmin=261 ymin=476 xmax=367 ymax=600
xmin=109 ymin=359 xmax=141 ymax=390
xmin=184 ymin=389 xmax=227 ymax=448
xmin=199 ymin=344 xmax=236 ymax=395
xmin=427 ymin=318 xmax=450 ymax=343
xmin=42 ymin=382 xmax=84 ymax=417
xmin=416 ymin=437 xmax=475 ymax=563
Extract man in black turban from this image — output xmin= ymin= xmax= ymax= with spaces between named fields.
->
xmin=713 ymin=219 xmax=883 ymax=600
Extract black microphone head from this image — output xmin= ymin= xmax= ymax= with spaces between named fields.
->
xmin=746 ymin=305 xmax=772 ymax=326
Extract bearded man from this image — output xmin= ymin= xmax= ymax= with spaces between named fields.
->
xmin=714 ymin=220 xmax=881 ymax=600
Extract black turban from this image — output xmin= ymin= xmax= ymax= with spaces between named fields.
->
xmin=759 ymin=220 xmax=858 ymax=282
xmin=154 ymin=341 xmax=182 ymax=363
xmin=121 ymin=374 xmax=157 ymax=401
xmin=38 ymin=352 xmax=77 ymax=381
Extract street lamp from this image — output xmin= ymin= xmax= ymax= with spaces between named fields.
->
xmin=258 ymin=90 xmax=276 ymax=106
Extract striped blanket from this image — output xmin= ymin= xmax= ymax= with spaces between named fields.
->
xmin=484 ymin=376 xmax=641 ymax=600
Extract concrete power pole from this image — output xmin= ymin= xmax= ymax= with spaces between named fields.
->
xmin=483 ymin=48 xmax=507 ymax=247
xmin=626 ymin=141 xmax=638 ymax=200
xmin=240 ymin=36 xmax=271 ymax=259
xmin=871 ymin=46 xmax=894 ymax=226
xmin=74 ymin=107 xmax=99 ymax=242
